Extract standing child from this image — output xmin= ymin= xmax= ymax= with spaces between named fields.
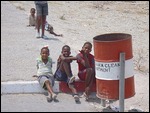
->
xmin=27 ymin=8 xmax=36 ymax=27
xmin=34 ymin=1 xmax=48 ymax=38
xmin=76 ymin=42 xmax=96 ymax=101
xmin=34 ymin=46 xmax=57 ymax=102
xmin=54 ymin=45 xmax=79 ymax=102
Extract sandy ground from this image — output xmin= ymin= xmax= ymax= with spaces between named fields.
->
xmin=5 ymin=1 xmax=149 ymax=112
xmin=9 ymin=1 xmax=149 ymax=73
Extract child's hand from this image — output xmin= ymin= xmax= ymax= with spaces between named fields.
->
xmin=79 ymin=50 xmax=87 ymax=57
xmin=60 ymin=54 xmax=65 ymax=60
xmin=79 ymin=50 xmax=84 ymax=54
xmin=79 ymin=50 xmax=86 ymax=56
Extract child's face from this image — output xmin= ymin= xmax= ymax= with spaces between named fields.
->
xmin=62 ymin=47 xmax=71 ymax=57
xmin=41 ymin=49 xmax=49 ymax=60
xmin=31 ymin=9 xmax=35 ymax=15
xmin=82 ymin=44 xmax=92 ymax=54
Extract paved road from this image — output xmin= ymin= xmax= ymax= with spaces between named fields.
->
xmin=1 ymin=93 xmax=104 ymax=112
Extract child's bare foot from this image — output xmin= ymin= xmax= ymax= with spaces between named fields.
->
xmin=83 ymin=92 xmax=89 ymax=101
xmin=56 ymin=34 xmax=63 ymax=37
xmin=85 ymin=87 xmax=90 ymax=94
xmin=73 ymin=94 xmax=79 ymax=102
xmin=52 ymin=93 xmax=57 ymax=100
xmin=47 ymin=95 xmax=53 ymax=102
xmin=59 ymin=34 xmax=63 ymax=37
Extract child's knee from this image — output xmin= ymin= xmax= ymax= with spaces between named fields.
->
xmin=45 ymin=80 xmax=49 ymax=84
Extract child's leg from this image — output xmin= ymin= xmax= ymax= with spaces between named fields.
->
xmin=78 ymin=69 xmax=93 ymax=91
xmin=85 ymin=68 xmax=94 ymax=87
xmin=68 ymin=83 xmax=79 ymax=102
xmin=85 ymin=68 xmax=94 ymax=95
xmin=38 ymin=76 xmax=57 ymax=101
xmin=44 ymin=80 xmax=57 ymax=100
xmin=36 ymin=16 xmax=42 ymax=33
xmin=61 ymin=61 xmax=72 ymax=77
xmin=44 ymin=80 xmax=55 ymax=96
xmin=63 ymin=62 xmax=75 ymax=83
xmin=68 ymin=84 xmax=77 ymax=94
xmin=57 ymin=61 xmax=78 ymax=101
xmin=48 ymin=26 xmax=63 ymax=37
xmin=41 ymin=15 xmax=46 ymax=36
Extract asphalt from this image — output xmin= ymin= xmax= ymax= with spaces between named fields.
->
xmin=1 ymin=1 xmax=105 ymax=112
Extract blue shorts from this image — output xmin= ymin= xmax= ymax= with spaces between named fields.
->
xmin=35 ymin=3 xmax=48 ymax=16
xmin=54 ymin=70 xmax=75 ymax=88
xmin=54 ymin=69 xmax=70 ymax=82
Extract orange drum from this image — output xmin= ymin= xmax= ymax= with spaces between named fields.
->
xmin=93 ymin=33 xmax=135 ymax=100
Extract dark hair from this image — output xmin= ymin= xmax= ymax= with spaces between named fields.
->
xmin=62 ymin=45 xmax=70 ymax=51
xmin=30 ymin=8 xmax=35 ymax=12
xmin=41 ymin=47 xmax=49 ymax=53
xmin=83 ymin=41 xmax=92 ymax=48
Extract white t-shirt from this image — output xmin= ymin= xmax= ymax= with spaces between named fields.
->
xmin=45 ymin=21 xmax=53 ymax=30
xmin=29 ymin=15 xmax=36 ymax=26
xmin=36 ymin=56 xmax=53 ymax=76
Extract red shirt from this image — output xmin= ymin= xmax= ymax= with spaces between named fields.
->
xmin=76 ymin=53 xmax=95 ymax=71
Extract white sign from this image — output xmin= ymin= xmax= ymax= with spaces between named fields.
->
xmin=95 ymin=59 xmax=134 ymax=80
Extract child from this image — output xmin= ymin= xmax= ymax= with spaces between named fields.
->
xmin=36 ymin=21 xmax=63 ymax=38
xmin=35 ymin=1 xmax=48 ymax=38
xmin=54 ymin=45 xmax=79 ymax=102
xmin=45 ymin=21 xmax=63 ymax=37
xmin=76 ymin=42 xmax=96 ymax=101
xmin=27 ymin=8 xmax=36 ymax=27
xmin=34 ymin=46 xmax=57 ymax=102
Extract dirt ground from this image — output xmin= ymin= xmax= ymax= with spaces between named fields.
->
xmin=8 ymin=1 xmax=149 ymax=112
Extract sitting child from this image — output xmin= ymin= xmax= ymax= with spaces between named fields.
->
xmin=76 ymin=42 xmax=96 ymax=101
xmin=33 ymin=46 xmax=57 ymax=102
xmin=27 ymin=8 xmax=36 ymax=27
xmin=45 ymin=21 xmax=63 ymax=37
xmin=54 ymin=45 xmax=79 ymax=102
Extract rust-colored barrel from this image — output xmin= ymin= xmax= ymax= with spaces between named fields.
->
xmin=93 ymin=33 xmax=135 ymax=100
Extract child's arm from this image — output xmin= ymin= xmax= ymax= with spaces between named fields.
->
xmin=60 ymin=54 xmax=77 ymax=63
xmin=79 ymin=50 xmax=90 ymax=68
xmin=33 ymin=60 xmax=39 ymax=78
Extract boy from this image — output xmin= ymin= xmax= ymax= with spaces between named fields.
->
xmin=27 ymin=8 xmax=36 ymax=27
xmin=34 ymin=46 xmax=57 ymax=102
xmin=76 ymin=42 xmax=96 ymax=101
xmin=54 ymin=45 xmax=79 ymax=102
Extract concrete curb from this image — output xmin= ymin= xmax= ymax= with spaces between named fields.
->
xmin=1 ymin=81 xmax=60 ymax=94
xmin=1 ymin=80 xmax=96 ymax=94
